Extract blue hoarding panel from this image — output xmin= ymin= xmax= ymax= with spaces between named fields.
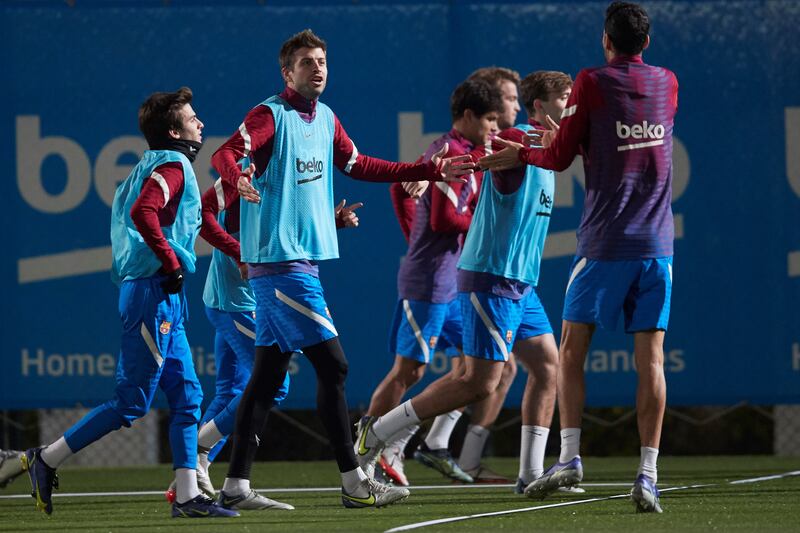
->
xmin=2 ymin=1 xmax=798 ymax=409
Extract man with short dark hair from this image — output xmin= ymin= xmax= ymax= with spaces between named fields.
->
xmin=366 ymin=78 xmax=503 ymax=486
xmin=212 ymin=29 xmax=471 ymax=509
xmin=23 ymin=88 xmax=239 ymax=519
xmin=481 ymin=2 xmax=678 ymax=513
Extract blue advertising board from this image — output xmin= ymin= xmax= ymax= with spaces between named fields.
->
xmin=2 ymin=1 xmax=799 ymax=409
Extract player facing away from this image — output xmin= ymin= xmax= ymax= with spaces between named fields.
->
xmin=22 ymin=88 xmax=238 ymax=518
xmin=481 ymin=1 xmax=678 ymax=513
xmin=364 ymin=78 xmax=503 ymax=486
xmin=211 ymin=29 xmax=473 ymax=510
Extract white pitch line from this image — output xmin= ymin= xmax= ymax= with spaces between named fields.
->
xmin=0 ymin=482 xmax=631 ymax=500
xmin=384 ymin=471 xmax=800 ymax=533
xmin=730 ymin=470 xmax=800 ymax=484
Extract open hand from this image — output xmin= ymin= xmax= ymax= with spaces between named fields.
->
xmin=431 ymin=142 xmax=475 ymax=183
xmin=237 ymin=163 xmax=260 ymax=203
xmin=478 ymin=137 xmax=525 ymax=171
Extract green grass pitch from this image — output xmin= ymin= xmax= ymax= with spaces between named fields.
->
xmin=2 ymin=456 xmax=799 ymax=532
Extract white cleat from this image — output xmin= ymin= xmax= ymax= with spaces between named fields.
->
xmin=354 ymin=416 xmax=385 ymax=479
xmin=342 ymin=477 xmax=410 ymax=508
xmin=217 ymin=489 xmax=295 ymax=511
xmin=379 ymin=445 xmax=409 ymax=486
xmin=196 ymin=451 xmax=216 ymax=497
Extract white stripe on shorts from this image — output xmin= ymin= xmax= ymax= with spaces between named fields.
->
xmin=402 ymin=299 xmax=431 ymax=363
xmin=274 ymin=289 xmax=338 ymax=336
xmin=234 ymin=320 xmax=256 ymax=340
xmin=565 ymin=257 xmax=588 ymax=295
xmin=469 ymin=292 xmax=509 ymax=361
xmin=140 ymin=323 xmax=163 ymax=367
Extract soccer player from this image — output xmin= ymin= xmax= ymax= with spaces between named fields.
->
xmin=469 ymin=67 xmax=521 ymax=130
xmin=387 ymin=67 xmax=523 ymax=485
xmin=481 ymin=2 xmax=678 ymax=513
xmin=454 ymin=66 xmax=522 ymax=482
xmin=22 ymin=88 xmax=238 ymax=518
xmin=211 ymin=29 xmax=472 ymax=509
xmin=366 ymin=78 xmax=504 ymax=486
xmin=506 ymin=70 xmax=573 ymax=492
xmin=168 ymin=172 xmax=364 ymax=510
xmin=355 ymin=71 xmax=572 ymax=491
xmin=0 ymin=449 xmax=25 ymax=489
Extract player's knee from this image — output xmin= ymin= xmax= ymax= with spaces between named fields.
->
xmin=113 ymin=403 xmax=149 ymax=424
xmin=170 ymin=405 xmax=201 ymax=426
xmin=461 ymin=373 xmax=498 ymax=400
xmin=499 ymin=359 xmax=518 ymax=389
xmin=392 ymin=363 xmax=424 ymax=388
xmin=332 ymin=357 xmax=349 ymax=383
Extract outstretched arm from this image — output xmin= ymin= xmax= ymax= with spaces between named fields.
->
xmin=332 ymin=116 xmax=473 ymax=183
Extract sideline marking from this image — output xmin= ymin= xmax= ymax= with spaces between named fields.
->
xmin=384 ymin=471 xmax=800 ymax=532
xmin=0 ymin=482 xmax=631 ymax=500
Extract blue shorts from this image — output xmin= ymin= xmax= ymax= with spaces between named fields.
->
xmin=388 ymin=299 xmax=462 ymax=363
xmin=249 ymin=273 xmax=338 ymax=352
xmin=563 ymin=256 xmax=672 ymax=333
xmin=202 ymin=307 xmax=290 ymax=459
xmin=459 ymin=290 xmax=553 ymax=362
xmin=203 ymin=307 xmax=289 ymax=420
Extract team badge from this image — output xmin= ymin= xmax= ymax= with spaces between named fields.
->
xmin=506 ymin=330 xmax=513 ymax=343
xmin=429 ymin=336 xmax=438 ymax=349
xmin=159 ymin=321 xmax=172 ymax=335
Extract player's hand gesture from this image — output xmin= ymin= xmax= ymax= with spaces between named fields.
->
xmin=238 ymin=262 xmax=249 ymax=281
xmin=540 ymin=114 xmax=560 ymax=148
xmin=238 ymin=163 xmax=260 ymax=203
xmin=431 ymin=142 xmax=474 ymax=183
xmin=335 ymin=199 xmax=364 ymax=228
xmin=402 ymin=180 xmax=429 ymax=199
xmin=479 ymin=137 xmax=525 ymax=171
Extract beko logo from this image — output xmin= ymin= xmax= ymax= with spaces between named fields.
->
xmin=616 ymin=120 xmax=665 ymax=140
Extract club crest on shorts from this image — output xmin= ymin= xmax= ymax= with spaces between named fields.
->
xmin=429 ymin=336 xmax=438 ymax=349
xmin=159 ymin=321 xmax=172 ymax=335
xmin=506 ymin=330 xmax=513 ymax=343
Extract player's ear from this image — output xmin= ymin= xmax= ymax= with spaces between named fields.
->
xmin=642 ymin=34 xmax=650 ymax=51
xmin=602 ymin=32 xmax=613 ymax=53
